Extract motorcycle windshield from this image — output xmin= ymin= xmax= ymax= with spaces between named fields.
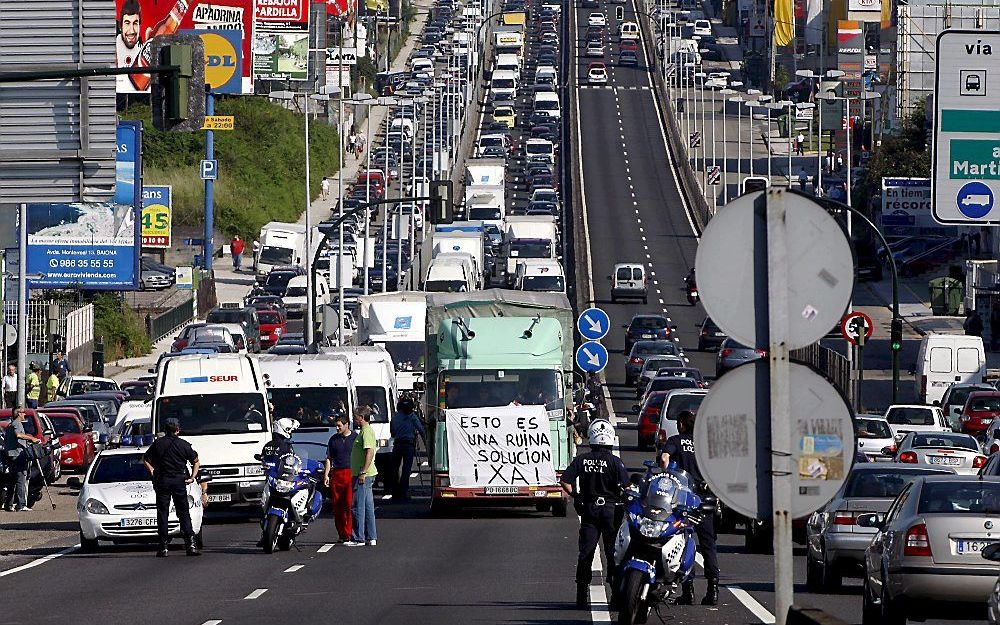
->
xmin=278 ymin=453 xmax=303 ymax=480
xmin=641 ymin=473 xmax=693 ymax=521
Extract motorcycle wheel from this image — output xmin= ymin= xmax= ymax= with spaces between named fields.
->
xmin=617 ymin=568 xmax=648 ymax=625
xmin=262 ymin=515 xmax=282 ymax=554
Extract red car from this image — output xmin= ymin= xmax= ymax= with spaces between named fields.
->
xmin=636 ymin=391 xmax=671 ymax=450
xmin=620 ymin=40 xmax=639 ymax=53
xmin=171 ymin=322 xmax=207 ymax=352
xmin=0 ymin=409 xmax=60 ymax=481
xmin=258 ymin=307 xmax=288 ymax=349
xmin=43 ymin=411 xmax=96 ymax=472
xmin=959 ymin=390 xmax=1000 ymax=435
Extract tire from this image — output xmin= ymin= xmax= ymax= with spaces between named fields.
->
xmin=821 ymin=556 xmax=843 ymax=591
xmin=879 ymin=576 xmax=907 ymax=625
xmin=806 ymin=552 xmax=823 ymax=592
xmin=262 ymin=515 xmax=282 ymax=554
xmin=277 ymin=533 xmax=293 ymax=551
xmin=79 ymin=530 xmax=99 ymax=553
xmin=551 ymin=499 xmax=568 ymax=517
xmin=617 ymin=568 xmax=648 ymax=625
xmin=861 ymin=576 xmax=880 ymax=625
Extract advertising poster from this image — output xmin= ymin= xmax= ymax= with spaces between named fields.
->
xmin=179 ymin=28 xmax=244 ymax=94
xmin=880 ymin=178 xmax=948 ymax=236
xmin=114 ymin=0 xmax=255 ymax=94
xmin=114 ymin=121 xmax=142 ymax=207
xmin=141 ymin=185 xmax=172 ymax=248
xmin=253 ymin=0 xmax=310 ymax=82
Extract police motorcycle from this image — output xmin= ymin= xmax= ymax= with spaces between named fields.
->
xmin=255 ymin=419 xmax=324 ymax=553
xmin=612 ymin=462 xmax=716 ymax=625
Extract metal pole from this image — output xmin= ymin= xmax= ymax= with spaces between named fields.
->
xmin=845 ymin=98 xmax=854 ymax=407
xmin=16 ymin=202 xmax=27 ymax=410
xmin=711 ymin=87 xmax=717 ymax=207
xmin=722 ymin=98 xmax=728 ymax=205
xmin=337 ymin=91 xmax=345 ymax=347
xmin=304 ymin=93 xmax=315 ymax=347
xmin=787 ymin=104 xmax=793 ymax=187
xmin=410 ymin=101 xmax=417 ymax=266
xmin=364 ymin=105 xmax=372 ymax=295
xmin=737 ymin=100 xmax=743 ymax=191
xmin=204 ymin=92 xmax=215 ymax=272
xmin=767 ymin=110 xmax=772 ymax=183
xmin=857 ymin=322 xmax=866 ymax=411
xmin=700 ymin=80 xmax=707 ymax=195
xmin=817 ymin=96 xmax=823 ymax=192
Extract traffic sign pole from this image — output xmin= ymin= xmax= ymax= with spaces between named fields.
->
xmin=204 ymin=91 xmax=215 ymax=272
xmin=857 ymin=320 xmax=866 ymax=411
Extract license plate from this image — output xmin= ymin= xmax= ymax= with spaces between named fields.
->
xmin=984 ymin=418 xmax=994 ymax=424
xmin=642 ymin=334 xmax=653 ymax=338
xmin=957 ymin=539 xmax=992 ymax=554
xmin=207 ymin=494 xmax=232 ymax=503
xmin=485 ymin=486 xmax=519 ymax=495
xmin=929 ymin=456 xmax=962 ymax=466
xmin=120 ymin=517 xmax=156 ymax=527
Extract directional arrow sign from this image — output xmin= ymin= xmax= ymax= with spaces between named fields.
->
xmin=576 ymin=341 xmax=609 ymax=373
xmin=577 ymin=307 xmax=611 ymax=341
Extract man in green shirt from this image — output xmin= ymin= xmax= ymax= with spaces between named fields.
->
xmin=346 ymin=406 xmax=378 ymax=546
xmin=25 ymin=363 xmax=41 ymax=408
xmin=44 ymin=366 xmax=58 ymax=405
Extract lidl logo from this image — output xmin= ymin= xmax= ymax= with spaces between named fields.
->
xmin=181 ymin=29 xmax=243 ymax=94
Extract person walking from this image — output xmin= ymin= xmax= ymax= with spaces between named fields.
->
xmin=965 ymin=308 xmax=984 ymax=338
xmin=230 ymin=235 xmax=245 ymax=272
xmin=52 ymin=350 xmax=70 ymax=380
xmin=321 ymin=177 xmax=331 ymax=201
xmin=560 ymin=419 xmax=629 ymax=609
xmin=25 ymin=363 xmax=41 ymax=409
xmin=660 ymin=411 xmax=719 ymax=605
xmin=346 ymin=406 xmax=378 ymax=546
xmin=3 ymin=365 xmax=18 ymax=409
xmin=252 ymin=238 xmax=261 ymax=272
xmin=323 ymin=414 xmax=356 ymax=542
xmin=143 ymin=418 xmax=201 ymax=557
xmin=389 ymin=397 xmax=424 ymax=501
xmin=796 ymin=131 xmax=805 ymax=156
xmin=3 ymin=408 xmax=41 ymax=511
xmin=798 ymin=167 xmax=809 ymax=192
xmin=43 ymin=366 xmax=58 ymax=406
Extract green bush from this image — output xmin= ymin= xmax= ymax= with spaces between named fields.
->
xmin=120 ymin=97 xmax=340 ymax=239
xmin=93 ymin=294 xmax=152 ymax=360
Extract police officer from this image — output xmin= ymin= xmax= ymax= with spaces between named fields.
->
xmin=262 ymin=418 xmax=298 ymax=460
xmin=560 ymin=419 xmax=629 ymax=609
xmin=143 ymin=418 xmax=201 ymax=557
xmin=659 ymin=410 xmax=718 ymax=605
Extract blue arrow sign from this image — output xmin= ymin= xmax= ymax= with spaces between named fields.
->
xmin=577 ymin=307 xmax=610 ymax=341
xmin=576 ymin=341 xmax=609 ymax=373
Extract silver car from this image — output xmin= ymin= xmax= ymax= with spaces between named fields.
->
xmin=891 ymin=431 xmax=986 ymax=476
xmin=981 ymin=542 xmax=1000 ymax=624
xmin=636 ymin=356 xmax=686 ymax=390
xmin=859 ymin=475 xmax=1000 ymax=624
xmin=855 ymin=414 xmax=895 ymax=462
xmin=806 ymin=464 xmax=953 ymax=592
xmin=715 ymin=337 xmax=765 ymax=376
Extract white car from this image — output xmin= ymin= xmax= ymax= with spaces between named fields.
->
xmin=984 ymin=420 xmax=1000 ymax=455
xmin=588 ymin=62 xmax=608 ymax=83
xmin=692 ymin=19 xmax=712 ymax=36
xmin=74 ymin=447 xmax=205 ymax=552
xmin=892 ymin=431 xmax=986 ymax=475
xmin=588 ymin=11 xmax=606 ymax=26
xmin=855 ymin=414 xmax=895 ymax=462
xmin=656 ymin=388 xmax=709 ymax=443
xmin=586 ymin=40 xmax=605 ymax=57
xmin=883 ymin=403 xmax=950 ymax=440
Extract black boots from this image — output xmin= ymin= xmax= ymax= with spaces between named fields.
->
xmin=702 ymin=578 xmax=719 ymax=606
xmin=185 ymin=538 xmax=201 ymax=557
xmin=677 ymin=579 xmax=695 ymax=605
xmin=576 ymin=583 xmax=589 ymax=609
xmin=156 ymin=545 xmax=168 ymax=557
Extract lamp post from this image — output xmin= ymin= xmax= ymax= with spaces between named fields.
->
xmin=719 ymin=87 xmax=737 ymax=205
xmin=755 ymin=94 xmax=774 ymax=183
xmin=742 ymin=89 xmax=762 ymax=181
xmin=795 ymin=101 xmax=816 ymax=189
xmin=776 ymin=99 xmax=795 ymax=186
xmin=795 ymin=68 xmax=844 ymax=192
xmin=694 ymin=72 xmax=708 ymax=193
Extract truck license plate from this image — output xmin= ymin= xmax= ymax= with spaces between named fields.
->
xmin=207 ymin=494 xmax=232 ymax=503
xmin=120 ymin=518 xmax=156 ymax=527
xmin=485 ymin=486 xmax=519 ymax=495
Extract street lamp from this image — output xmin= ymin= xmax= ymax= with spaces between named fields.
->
xmin=775 ymin=99 xmax=795 ymax=187
xmin=719 ymin=87 xmax=737 ymax=204
xmin=796 ymin=68 xmax=844 ymax=192
xmin=694 ymin=72 xmax=708 ymax=193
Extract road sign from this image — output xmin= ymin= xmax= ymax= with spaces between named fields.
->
xmin=202 ymin=116 xmax=235 ymax=131
xmin=176 ymin=266 xmax=194 ymax=290
xmin=708 ymin=166 xmax=721 ymax=185
xmin=2 ymin=324 xmax=15 ymax=348
xmin=200 ymin=159 xmax=218 ymax=180
xmin=695 ymin=190 xmax=854 ymax=350
xmin=693 ymin=361 xmax=856 ymax=520
xmin=575 ymin=341 xmax=609 ymax=373
xmin=932 ymin=30 xmax=1000 ymax=224
xmin=840 ymin=311 xmax=873 ymax=345
xmin=577 ymin=307 xmax=610 ymax=341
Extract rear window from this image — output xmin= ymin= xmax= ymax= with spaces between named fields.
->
xmin=632 ymin=317 xmax=667 ymax=330
xmin=856 ymin=419 xmax=892 ymax=439
xmin=958 ymin=347 xmax=983 ymax=373
xmin=910 ymin=433 xmax=978 ymax=450
xmin=258 ymin=311 xmax=282 ymax=324
xmin=844 ymin=469 xmax=936 ymax=498
xmin=649 ymin=378 xmax=698 ymax=393
xmin=929 ymin=347 xmax=952 ymax=373
xmin=207 ymin=309 xmax=247 ymax=324
xmin=634 ymin=342 xmax=679 ymax=357
xmin=918 ymin=481 xmax=1000 ymax=514
xmin=644 ymin=394 xmax=668 ymax=409
xmin=616 ymin=267 xmax=632 ymax=280
xmin=664 ymin=394 xmax=705 ymax=420
xmin=970 ymin=395 xmax=1000 ymax=412
xmin=886 ymin=407 xmax=935 ymax=426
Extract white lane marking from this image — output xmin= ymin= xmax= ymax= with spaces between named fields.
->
xmin=0 ymin=545 xmax=78 ymax=578
xmin=244 ymin=589 xmax=268 ymax=600
xmin=318 ymin=543 xmax=335 ymax=553
xmin=202 ymin=621 xmax=223 ymax=625
xmin=659 ymin=299 xmax=665 ymax=304
xmin=284 ymin=565 xmax=305 ymax=573
xmin=727 ymin=587 xmax=777 ymax=624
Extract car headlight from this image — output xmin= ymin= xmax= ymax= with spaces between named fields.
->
xmin=61 ymin=443 xmax=78 ymax=452
xmin=85 ymin=498 xmax=110 ymax=515
xmin=275 ymin=479 xmax=295 ymax=493
xmin=638 ymin=517 xmax=670 ymax=538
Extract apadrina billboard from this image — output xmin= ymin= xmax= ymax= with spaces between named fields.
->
xmin=114 ymin=0 xmax=255 ymax=94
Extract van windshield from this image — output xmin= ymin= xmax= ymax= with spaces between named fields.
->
xmin=492 ymin=78 xmax=516 ymax=89
xmin=885 ymin=407 xmax=934 ymax=426
xmin=534 ymin=100 xmax=559 ymax=111
xmin=356 ymin=386 xmax=390 ymax=423
xmin=381 ymin=341 xmax=425 ymax=372
xmin=508 ymin=240 xmax=551 ymax=258
xmin=526 ymin=142 xmax=552 ymax=154
xmin=469 ymin=207 xmax=502 ymax=220
xmin=425 ymin=280 xmax=468 ymax=292
xmin=521 ymin=275 xmax=564 ymax=292
xmin=284 ymin=286 xmax=307 ymax=297
xmin=259 ymin=246 xmax=293 ymax=265
xmin=269 ymin=387 xmax=350 ymax=427
xmin=442 ymin=369 xmax=562 ymax=411
xmin=156 ymin=394 xmax=268 ymax=435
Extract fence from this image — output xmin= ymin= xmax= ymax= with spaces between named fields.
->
xmin=2 ymin=300 xmax=93 ymax=355
xmin=792 ymin=342 xmax=850 ymax=398
xmin=146 ymin=296 xmax=194 ymax=344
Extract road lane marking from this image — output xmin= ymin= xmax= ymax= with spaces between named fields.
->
xmin=318 ymin=543 xmax=335 ymax=553
xmin=0 ymin=544 xmax=78 ymax=579
xmin=244 ymin=589 xmax=268 ymax=600
xmin=284 ymin=565 xmax=304 ymax=573
xmin=202 ymin=621 xmax=223 ymax=625
xmin=727 ymin=587 xmax=777 ymax=624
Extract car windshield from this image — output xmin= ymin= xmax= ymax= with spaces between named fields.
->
xmin=268 ymin=387 xmax=350 ymax=428
xmin=947 ymin=386 xmax=991 ymax=406
xmin=381 ymin=341 xmax=425 ymax=372
xmin=649 ymin=378 xmax=698 ymax=393
xmin=911 ymin=433 xmax=978 ymax=450
xmin=886 ymin=407 xmax=934 ymax=426
xmin=856 ymin=419 xmax=892 ymax=439
xmin=155 ymin=394 xmax=268 ymax=435
xmin=259 ymin=246 xmax=293 ymax=265
xmin=70 ymin=380 xmax=117 ymax=394
xmin=632 ymin=317 xmax=667 ymax=330
xmin=521 ymin=275 xmax=565 ymax=292
xmin=918 ymin=481 xmax=1000 ymax=514
xmin=50 ymin=416 xmax=82 ymax=435
xmin=664 ymin=394 xmax=706 ymax=420
xmin=442 ymin=369 xmax=562 ymax=411
xmin=425 ymin=280 xmax=468 ymax=293
xmin=970 ymin=395 xmax=1000 ymax=411
xmin=89 ymin=454 xmax=151 ymax=484
xmin=207 ymin=309 xmax=249 ymax=325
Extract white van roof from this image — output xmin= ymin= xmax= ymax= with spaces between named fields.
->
xmin=318 ymin=346 xmax=396 ymax=385
xmin=258 ymin=353 xmax=352 ymax=387
xmin=156 ymin=354 xmax=263 ymax=397
xmin=519 ymin=259 xmax=564 ymax=276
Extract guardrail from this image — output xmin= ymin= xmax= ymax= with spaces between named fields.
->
xmin=792 ymin=342 xmax=850 ymax=398
xmin=146 ymin=296 xmax=194 ymax=344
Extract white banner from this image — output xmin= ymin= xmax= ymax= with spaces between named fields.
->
xmin=446 ymin=405 xmax=558 ymax=488
xmin=805 ymin=0 xmax=823 ymax=45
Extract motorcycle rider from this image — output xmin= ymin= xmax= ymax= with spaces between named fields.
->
xmin=684 ymin=268 xmax=696 ymax=291
xmin=257 ymin=418 xmax=299 ymax=547
xmin=560 ymin=419 xmax=629 ymax=609
xmin=659 ymin=410 xmax=718 ymax=606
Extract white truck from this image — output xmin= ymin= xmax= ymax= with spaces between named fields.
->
xmin=514 ymin=258 xmax=566 ymax=293
xmin=464 ymin=159 xmax=506 ymax=226
xmin=355 ymin=292 xmax=427 ymax=390
xmin=432 ymin=231 xmax=484 ymax=284
xmin=502 ymin=216 xmax=559 ymax=285
xmin=256 ymin=222 xmax=308 ymax=281
xmin=489 ymin=69 xmax=518 ymax=101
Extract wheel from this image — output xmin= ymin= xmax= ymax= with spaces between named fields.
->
xmin=551 ymin=499 xmax=568 ymax=517
xmin=617 ymin=568 xmax=648 ymax=625
xmin=861 ymin=576 xmax=880 ymax=625
xmin=879 ymin=576 xmax=907 ymax=625
xmin=262 ymin=515 xmax=281 ymax=554
xmin=79 ymin=530 xmax=99 ymax=553
xmin=277 ymin=534 xmax=293 ymax=551
xmin=806 ymin=552 xmax=823 ymax=592
xmin=820 ymin=556 xmax=843 ymax=590
xmin=50 ymin=458 xmax=61 ymax=483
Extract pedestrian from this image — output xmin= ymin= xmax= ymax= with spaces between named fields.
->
xmin=323 ymin=413 xmax=356 ymax=542
xmin=660 ymin=411 xmax=719 ymax=605
xmin=321 ymin=177 xmax=331 ymax=201
xmin=836 ymin=153 xmax=844 ymax=172
xmin=346 ymin=405 xmax=378 ymax=546
xmin=43 ymin=366 xmax=58 ymax=406
xmin=389 ymin=397 xmax=424 ymax=500
xmin=965 ymin=308 xmax=984 ymax=337
xmin=796 ymin=131 xmax=805 ymax=156
xmin=2 ymin=365 xmax=17 ymax=409
xmin=798 ymin=167 xmax=808 ymax=192
xmin=561 ymin=419 xmax=629 ymax=609
xmin=4 ymin=408 xmax=40 ymax=512
xmin=252 ymin=238 xmax=261 ymax=272
xmin=52 ymin=350 xmax=70 ymax=380
xmin=230 ymin=235 xmax=245 ymax=272
xmin=143 ymin=417 xmax=201 ymax=557
xmin=814 ymin=184 xmax=825 ymax=198
xmin=25 ymin=363 xmax=40 ymax=409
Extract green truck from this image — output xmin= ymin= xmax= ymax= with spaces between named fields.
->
xmin=424 ymin=290 xmax=576 ymax=516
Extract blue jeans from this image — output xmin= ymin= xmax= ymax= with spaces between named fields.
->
xmin=351 ymin=476 xmax=376 ymax=542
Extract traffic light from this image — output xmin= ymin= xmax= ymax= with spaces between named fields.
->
xmin=616 ymin=6 xmax=624 ymax=20
xmin=149 ymin=34 xmax=206 ymax=132
xmin=429 ymin=179 xmax=454 ymax=224
xmin=890 ymin=318 xmax=903 ymax=351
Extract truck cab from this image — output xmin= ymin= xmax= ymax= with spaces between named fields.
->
xmin=514 ymin=259 xmax=566 ymax=293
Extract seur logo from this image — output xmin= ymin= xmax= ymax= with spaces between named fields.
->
xmin=209 ymin=375 xmax=238 ymax=382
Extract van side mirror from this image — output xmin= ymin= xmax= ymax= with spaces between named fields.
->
xmin=932 ymin=400 xmax=941 ymax=407
xmin=66 ymin=477 xmax=83 ymax=489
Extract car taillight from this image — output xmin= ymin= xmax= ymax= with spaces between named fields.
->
xmin=754 ymin=348 xmax=767 ymax=357
xmin=643 ymin=407 xmax=659 ymax=422
xmin=833 ymin=511 xmax=855 ymax=525
xmin=630 ymin=357 xmax=644 ymax=365
xmin=899 ymin=451 xmax=918 ymax=463
xmin=904 ymin=523 xmax=932 ymax=557
xmin=974 ymin=455 xmax=988 ymax=468
xmin=720 ymin=348 xmax=733 ymax=358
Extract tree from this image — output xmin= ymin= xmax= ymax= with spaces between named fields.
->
xmin=856 ymin=98 xmax=930 ymax=214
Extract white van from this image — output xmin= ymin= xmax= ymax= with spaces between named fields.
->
xmin=533 ymin=91 xmax=561 ymax=119
xmin=495 ymin=53 xmax=521 ymax=78
xmin=410 ymin=57 xmax=434 ymax=74
xmin=282 ymin=275 xmax=329 ymax=319
xmin=524 ymin=138 xmax=555 ymax=164
xmin=434 ymin=251 xmax=481 ymax=290
xmin=914 ymin=334 xmax=987 ymax=405
xmin=259 ymin=353 xmax=354 ymax=445
xmin=153 ymin=354 xmax=271 ymax=507
xmin=514 ymin=259 xmax=566 ymax=293
xmin=490 ymin=69 xmax=518 ymax=101
xmin=425 ymin=257 xmax=473 ymax=292
xmin=216 ymin=323 xmax=249 ymax=353
xmin=620 ymin=21 xmax=639 ymax=40
xmin=535 ymin=66 xmax=558 ymax=87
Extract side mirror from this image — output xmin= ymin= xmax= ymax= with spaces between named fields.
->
xmin=621 ymin=323 xmax=629 ymax=328
xmin=982 ymin=542 xmax=1000 ymax=562
xmin=856 ymin=513 xmax=883 ymax=529
xmin=147 ymin=368 xmax=155 ymax=374
xmin=253 ymin=454 xmax=262 ymax=461
xmin=933 ymin=400 xmax=941 ymax=407
xmin=66 ymin=477 xmax=83 ymax=489
xmin=83 ymin=424 xmax=93 ymax=432
xmin=881 ymin=445 xmax=896 ymax=456
xmin=98 ymin=434 xmax=109 ymax=445
xmin=632 ymin=404 xmax=641 ymax=414
xmin=44 ymin=429 xmax=54 ymax=437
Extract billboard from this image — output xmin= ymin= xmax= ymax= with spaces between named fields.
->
xmin=141 ymin=185 xmax=172 ymax=248
xmin=253 ymin=0 xmax=310 ymax=82
xmin=180 ymin=29 xmax=244 ymax=94
xmin=114 ymin=0 xmax=255 ymax=94
xmin=880 ymin=178 xmax=946 ymax=235
xmin=114 ymin=121 xmax=142 ymax=208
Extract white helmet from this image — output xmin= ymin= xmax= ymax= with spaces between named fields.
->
xmin=588 ymin=419 xmax=616 ymax=447
xmin=273 ymin=418 xmax=300 ymax=439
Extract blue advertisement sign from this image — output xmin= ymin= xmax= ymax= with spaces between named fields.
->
xmin=115 ymin=121 xmax=142 ymax=207
xmin=180 ymin=29 xmax=244 ymax=95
